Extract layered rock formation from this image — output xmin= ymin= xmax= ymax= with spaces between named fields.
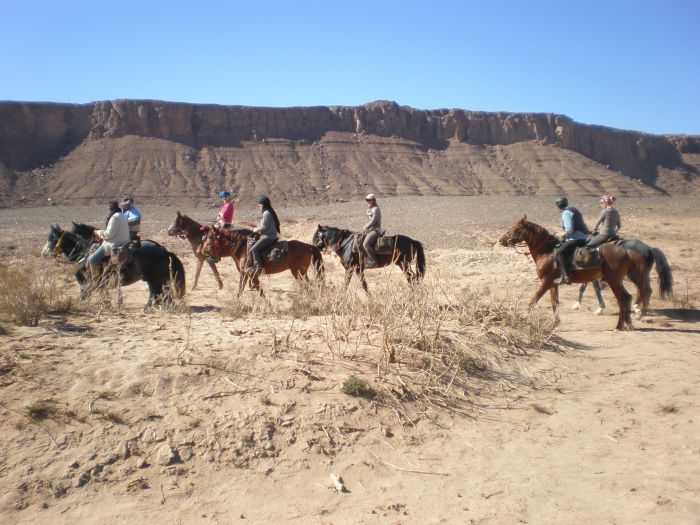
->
xmin=0 ymin=100 xmax=698 ymax=206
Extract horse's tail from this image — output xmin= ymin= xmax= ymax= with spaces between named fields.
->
xmin=311 ymin=245 xmax=325 ymax=280
xmin=651 ymin=247 xmax=673 ymax=300
xmin=413 ymin=239 xmax=426 ymax=280
xmin=168 ymin=252 xmax=186 ymax=299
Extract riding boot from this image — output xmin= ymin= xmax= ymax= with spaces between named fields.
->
xmin=555 ymin=254 xmax=571 ymax=285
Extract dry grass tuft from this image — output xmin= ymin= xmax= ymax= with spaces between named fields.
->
xmin=0 ymin=260 xmax=75 ymax=326
xmin=24 ymin=399 xmax=60 ymax=420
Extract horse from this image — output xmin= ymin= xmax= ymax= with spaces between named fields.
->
xmin=199 ymin=228 xmax=324 ymax=296
xmin=573 ymin=239 xmax=673 ymax=316
xmin=167 ymin=211 xmax=239 ymax=290
xmin=312 ymin=225 xmax=425 ymax=293
xmin=498 ymin=216 xmax=644 ymax=330
xmin=44 ymin=225 xmax=186 ymax=307
xmin=43 ymin=224 xmax=93 ymax=261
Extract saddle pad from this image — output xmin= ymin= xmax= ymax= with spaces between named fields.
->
xmin=266 ymin=240 xmax=288 ymax=263
xmin=572 ymin=246 xmax=601 ymax=269
xmin=375 ymin=236 xmax=395 ymax=254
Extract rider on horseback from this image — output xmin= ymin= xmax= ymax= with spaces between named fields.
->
xmin=217 ymin=191 xmax=234 ymax=229
xmin=206 ymin=191 xmax=235 ymax=263
xmin=88 ymin=200 xmax=130 ymax=278
xmin=362 ymin=193 xmax=384 ymax=268
xmin=119 ymin=196 xmax=142 ymax=242
xmin=553 ymin=196 xmax=590 ymax=285
xmin=248 ymin=195 xmax=281 ymax=274
xmin=588 ymin=193 xmax=621 ymax=248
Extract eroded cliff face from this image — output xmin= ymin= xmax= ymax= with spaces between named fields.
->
xmin=0 ymin=100 xmax=698 ymax=205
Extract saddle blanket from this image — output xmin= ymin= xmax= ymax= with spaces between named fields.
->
xmin=246 ymin=238 xmax=288 ymax=264
xmin=571 ymin=246 xmax=601 ymax=270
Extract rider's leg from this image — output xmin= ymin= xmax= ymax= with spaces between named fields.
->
xmin=87 ymin=244 xmax=108 ymax=280
xmin=363 ymin=230 xmax=380 ymax=267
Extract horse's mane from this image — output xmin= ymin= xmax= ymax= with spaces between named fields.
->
xmin=523 ymin=220 xmax=559 ymax=250
xmin=178 ymin=214 xmax=202 ymax=232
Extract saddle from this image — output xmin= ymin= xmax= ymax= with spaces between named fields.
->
xmin=110 ymin=241 xmax=138 ymax=267
xmin=246 ymin=237 xmax=289 ymax=264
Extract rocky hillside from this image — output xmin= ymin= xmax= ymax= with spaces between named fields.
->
xmin=1 ymin=100 xmax=698 ymax=206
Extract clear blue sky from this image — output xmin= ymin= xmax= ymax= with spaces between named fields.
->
xmin=2 ymin=0 xmax=698 ymax=135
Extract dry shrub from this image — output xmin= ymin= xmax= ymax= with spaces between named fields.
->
xmin=277 ymin=269 xmax=560 ymax=415
xmin=0 ymin=260 xmax=75 ymax=326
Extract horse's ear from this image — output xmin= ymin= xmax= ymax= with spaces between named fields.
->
xmin=521 ymin=215 xmax=527 ymax=222
xmin=176 ymin=210 xmax=181 ymax=216
xmin=317 ymin=224 xmax=323 ymax=230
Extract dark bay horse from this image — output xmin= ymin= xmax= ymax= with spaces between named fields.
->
xmin=312 ymin=225 xmax=425 ymax=293
xmin=575 ymin=239 xmax=673 ymax=316
xmin=167 ymin=211 xmax=243 ymax=290
xmin=499 ymin=216 xmax=642 ymax=330
xmin=44 ymin=225 xmax=186 ymax=307
xmin=200 ymin=228 xmax=324 ymax=295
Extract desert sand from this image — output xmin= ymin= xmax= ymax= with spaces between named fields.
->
xmin=0 ymin=196 xmax=698 ymax=524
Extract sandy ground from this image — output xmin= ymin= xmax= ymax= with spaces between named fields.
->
xmin=0 ymin=196 xmax=698 ymax=524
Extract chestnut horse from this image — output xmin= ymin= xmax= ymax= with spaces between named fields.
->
xmin=200 ymin=228 xmax=324 ymax=295
xmin=167 ymin=211 xmax=253 ymax=291
xmin=312 ymin=225 xmax=425 ymax=293
xmin=499 ymin=216 xmax=642 ymax=330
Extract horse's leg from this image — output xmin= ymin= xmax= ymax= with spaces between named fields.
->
xmin=549 ymin=285 xmax=560 ymax=319
xmin=209 ymin=260 xmax=224 ymax=290
xmin=357 ymin=267 xmax=369 ymax=293
xmin=399 ymin=257 xmax=415 ymax=283
xmin=592 ymin=280 xmax=606 ymax=315
xmin=192 ymin=256 xmax=203 ymax=291
xmin=607 ymin=279 xmax=633 ymax=330
xmin=344 ymin=268 xmax=354 ymax=288
xmin=529 ymin=280 xmax=553 ymax=310
xmin=572 ymin=282 xmax=587 ymax=310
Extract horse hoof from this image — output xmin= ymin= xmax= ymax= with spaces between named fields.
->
xmin=570 ymin=301 xmax=581 ymax=310
xmin=595 ymin=307 xmax=605 ymax=315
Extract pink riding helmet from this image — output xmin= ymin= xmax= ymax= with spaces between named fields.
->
xmin=600 ymin=193 xmax=616 ymax=205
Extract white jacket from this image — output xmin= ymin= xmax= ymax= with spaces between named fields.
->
xmin=97 ymin=212 xmax=131 ymax=254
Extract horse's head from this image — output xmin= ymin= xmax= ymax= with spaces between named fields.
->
xmin=499 ymin=215 xmax=529 ymax=247
xmin=42 ymin=225 xmax=64 ymax=257
xmin=71 ymin=221 xmax=96 ymax=240
xmin=167 ymin=210 xmax=185 ymax=237
xmin=313 ymin=225 xmax=342 ymax=251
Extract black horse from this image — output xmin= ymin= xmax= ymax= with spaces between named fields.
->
xmin=574 ymin=238 xmax=673 ymax=316
xmin=44 ymin=225 xmax=186 ymax=307
xmin=312 ymin=225 xmax=425 ymax=292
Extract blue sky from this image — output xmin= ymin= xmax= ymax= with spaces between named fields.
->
xmin=2 ymin=0 xmax=698 ymax=135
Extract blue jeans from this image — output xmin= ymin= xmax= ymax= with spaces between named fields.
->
xmin=88 ymin=244 xmax=108 ymax=265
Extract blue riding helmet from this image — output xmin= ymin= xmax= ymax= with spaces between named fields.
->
xmin=219 ymin=191 xmax=230 ymax=198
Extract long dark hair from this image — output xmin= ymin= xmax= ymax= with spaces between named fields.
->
xmin=258 ymin=195 xmax=281 ymax=234
xmin=105 ymin=200 xmax=120 ymax=227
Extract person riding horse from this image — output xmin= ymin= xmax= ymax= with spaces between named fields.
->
xmin=119 ymin=196 xmax=142 ymax=242
xmin=553 ymin=196 xmax=590 ymax=285
xmin=248 ymin=195 xmax=281 ymax=275
xmin=362 ymin=193 xmax=384 ymax=268
xmin=217 ymin=191 xmax=234 ymax=229
xmin=588 ymin=193 xmax=621 ymax=248
xmin=88 ymin=200 xmax=131 ymax=278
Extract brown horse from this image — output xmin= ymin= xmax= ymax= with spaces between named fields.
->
xmin=312 ymin=225 xmax=425 ymax=293
xmin=499 ymin=216 xmax=641 ymax=330
xmin=167 ymin=211 xmax=253 ymax=291
xmin=200 ymin=228 xmax=324 ymax=295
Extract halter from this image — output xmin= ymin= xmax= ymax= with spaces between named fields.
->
xmin=53 ymin=231 xmax=67 ymax=255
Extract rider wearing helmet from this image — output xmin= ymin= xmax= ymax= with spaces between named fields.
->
xmin=553 ymin=196 xmax=590 ymax=285
xmin=217 ymin=191 xmax=234 ymax=228
xmin=587 ymin=193 xmax=621 ymax=248
xmin=362 ymin=193 xmax=384 ymax=268
xmin=249 ymin=195 xmax=281 ymax=273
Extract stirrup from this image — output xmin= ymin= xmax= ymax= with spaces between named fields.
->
xmin=364 ymin=259 xmax=377 ymax=269
xmin=206 ymin=255 xmax=220 ymax=264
